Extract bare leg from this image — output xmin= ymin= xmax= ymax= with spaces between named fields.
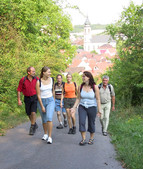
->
xmin=29 ymin=112 xmax=36 ymax=125
xmin=63 ymin=112 xmax=67 ymax=120
xmin=43 ymin=123 xmax=48 ymax=134
xmin=66 ymin=108 xmax=72 ymax=128
xmin=81 ymin=131 xmax=86 ymax=140
xmin=47 ymin=121 xmax=53 ymax=137
xmin=71 ymin=109 xmax=76 ymax=126
xmin=90 ymin=133 xmax=94 ymax=140
xmin=57 ymin=111 xmax=62 ymax=123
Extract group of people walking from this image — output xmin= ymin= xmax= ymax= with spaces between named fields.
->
xmin=17 ymin=66 xmax=115 ymax=145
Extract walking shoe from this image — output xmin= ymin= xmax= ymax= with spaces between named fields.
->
xmin=64 ymin=120 xmax=68 ymax=127
xmin=103 ymin=132 xmax=107 ymax=136
xmin=42 ymin=134 xmax=48 ymax=141
xmin=29 ymin=125 xmax=35 ymax=135
xmin=79 ymin=139 xmax=87 ymax=146
xmin=47 ymin=137 xmax=52 ymax=144
xmin=72 ymin=126 xmax=76 ymax=134
xmin=68 ymin=128 xmax=73 ymax=134
xmin=35 ymin=122 xmax=38 ymax=129
xmin=56 ymin=124 xmax=64 ymax=129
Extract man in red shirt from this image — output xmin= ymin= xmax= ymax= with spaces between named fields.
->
xmin=17 ymin=67 xmax=39 ymax=135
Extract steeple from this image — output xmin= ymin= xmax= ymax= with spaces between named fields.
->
xmin=84 ymin=16 xmax=91 ymax=26
xmin=84 ymin=16 xmax=91 ymax=51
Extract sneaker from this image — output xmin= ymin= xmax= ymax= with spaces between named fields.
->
xmin=103 ymin=132 xmax=107 ymax=136
xmin=47 ymin=137 xmax=52 ymax=144
xmin=29 ymin=125 xmax=35 ymax=135
xmin=68 ymin=128 xmax=73 ymax=134
xmin=64 ymin=120 xmax=68 ymax=127
xmin=35 ymin=123 xmax=38 ymax=129
xmin=56 ymin=124 xmax=64 ymax=129
xmin=42 ymin=134 xmax=48 ymax=141
xmin=72 ymin=126 xmax=76 ymax=134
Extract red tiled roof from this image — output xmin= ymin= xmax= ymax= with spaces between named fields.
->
xmin=98 ymin=44 xmax=113 ymax=49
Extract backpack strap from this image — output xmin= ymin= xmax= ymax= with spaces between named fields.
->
xmin=23 ymin=76 xmax=27 ymax=85
xmin=54 ymin=82 xmax=58 ymax=89
xmin=80 ymin=84 xmax=95 ymax=93
xmin=74 ymin=82 xmax=76 ymax=88
xmin=39 ymin=77 xmax=54 ymax=88
xmin=39 ymin=79 xmax=41 ymax=87
xmin=23 ymin=76 xmax=38 ymax=84
xmin=92 ymin=84 xmax=95 ymax=93
xmin=51 ymin=77 xmax=54 ymax=89
xmin=108 ymin=84 xmax=111 ymax=93
xmin=63 ymin=82 xmax=76 ymax=93
xmin=98 ymin=83 xmax=112 ymax=94
xmin=98 ymin=83 xmax=102 ymax=90
xmin=80 ymin=84 xmax=84 ymax=93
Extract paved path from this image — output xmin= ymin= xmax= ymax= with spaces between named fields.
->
xmin=0 ymin=112 xmax=123 ymax=169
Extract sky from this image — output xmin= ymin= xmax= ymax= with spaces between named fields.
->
xmin=65 ymin=0 xmax=143 ymax=25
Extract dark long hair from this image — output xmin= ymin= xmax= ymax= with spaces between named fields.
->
xmin=81 ymin=71 xmax=96 ymax=89
xmin=40 ymin=66 xmax=50 ymax=79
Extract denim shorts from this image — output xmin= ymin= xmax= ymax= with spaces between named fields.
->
xmin=37 ymin=96 xmax=55 ymax=123
xmin=55 ymin=99 xmax=66 ymax=113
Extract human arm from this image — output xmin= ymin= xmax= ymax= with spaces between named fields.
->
xmin=75 ymin=83 xmax=78 ymax=96
xmin=52 ymin=84 xmax=55 ymax=100
xmin=36 ymin=80 xmax=45 ymax=112
xmin=17 ymin=78 xmax=24 ymax=106
xmin=110 ymin=85 xmax=115 ymax=111
xmin=95 ymin=85 xmax=101 ymax=117
xmin=60 ymin=86 xmax=64 ymax=108
xmin=111 ymin=96 xmax=115 ymax=111
xmin=17 ymin=91 xmax=22 ymax=106
xmin=70 ymin=86 xmax=81 ymax=114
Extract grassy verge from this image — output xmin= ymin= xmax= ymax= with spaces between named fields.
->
xmin=0 ymin=103 xmax=29 ymax=136
xmin=109 ymin=105 xmax=143 ymax=169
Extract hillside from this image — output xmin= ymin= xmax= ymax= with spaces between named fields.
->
xmin=71 ymin=24 xmax=108 ymax=33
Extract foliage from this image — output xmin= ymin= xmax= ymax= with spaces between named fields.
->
xmin=109 ymin=105 xmax=143 ymax=169
xmin=106 ymin=2 xmax=143 ymax=105
xmin=72 ymin=73 xmax=82 ymax=86
xmin=71 ymin=24 xmax=107 ymax=33
xmin=0 ymin=0 xmax=76 ymax=134
xmin=90 ymin=50 xmax=98 ymax=54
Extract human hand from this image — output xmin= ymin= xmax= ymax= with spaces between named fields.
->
xmin=42 ymin=106 xmax=46 ymax=113
xmin=18 ymin=100 xmax=22 ymax=106
xmin=112 ymin=106 xmax=115 ymax=111
xmin=70 ymin=107 xmax=76 ymax=117
xmin=97 ymin=112 xmax=101 ymax=117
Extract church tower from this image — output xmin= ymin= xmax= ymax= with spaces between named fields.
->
xmin=84 ymin=16 xmax=91 ymax=51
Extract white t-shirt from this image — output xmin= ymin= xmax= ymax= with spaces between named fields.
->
xmin=40 ymin=78 xmax=53 ymax=98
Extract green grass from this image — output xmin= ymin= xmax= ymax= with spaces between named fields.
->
xmin=0 ymin=103 xmax=29 ymax=136
xmin=109 ymin=105 xmax=143 ymax=169
xmin=0 ymin=93 xmax=40 ymax=136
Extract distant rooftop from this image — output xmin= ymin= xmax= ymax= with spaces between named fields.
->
xmin=91 ymin=35 xmax=115 ymax=43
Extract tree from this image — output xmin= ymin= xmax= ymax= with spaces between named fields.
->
xmin=0 ymin=0 xmax=76 ymax=117
xmin=106 ymin=2 xmax=143 ymax=105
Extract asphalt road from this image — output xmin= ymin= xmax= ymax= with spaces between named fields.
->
xmin=0 ymin=111 xmax=123 ymax=169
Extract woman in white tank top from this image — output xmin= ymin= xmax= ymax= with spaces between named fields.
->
xmin=36 ymin=66 xmax=55 ymax=144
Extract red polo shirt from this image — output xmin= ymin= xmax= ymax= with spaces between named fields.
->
xmin=17 ymin=76 xmax=39 ymax=96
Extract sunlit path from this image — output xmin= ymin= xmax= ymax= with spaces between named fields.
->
xmin=0 ymin=112 xmax=123 ymax=169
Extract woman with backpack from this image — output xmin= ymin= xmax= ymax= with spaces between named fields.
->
xmin=61 ymin=73 xmax=78 ymax=134
xmin=71 ymin=71 xmax=101 ymax=145
xmin=36 ymin=66 xmax=55 ymax=144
